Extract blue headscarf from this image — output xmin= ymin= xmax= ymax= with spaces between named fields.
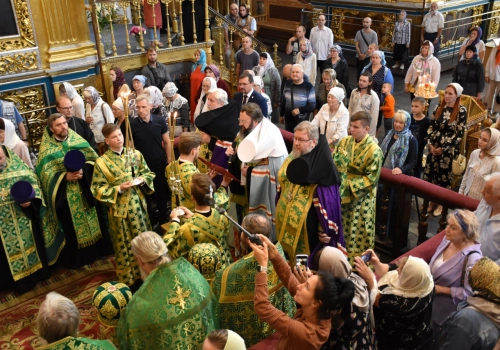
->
xmin=470 ymin=27 xmax=483 ymax=46
xmin=380 ymin=110 xmax=412 ymax=170
xmin=132 ymin=75 xmax=146 ymax=86
xmin=363 ymin=50 xmax=387 ymax=71
xmin=192 ymin=49 xmax=207 ymax=72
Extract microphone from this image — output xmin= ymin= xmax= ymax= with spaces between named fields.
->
xmin=214 ymin=204 xmax=263 ymax=246
xmin=228 ymin=140 xmax=238 ymax=164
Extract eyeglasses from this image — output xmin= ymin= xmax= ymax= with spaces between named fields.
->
xmin=59 ymin=106 xmax=73 ymax=110
xmin=238 ymin=82 xmax=251 ymax=86
xmin=293 ymin=137 xmax=311 ymax=143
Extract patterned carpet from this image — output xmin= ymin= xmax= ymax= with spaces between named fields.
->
xmin=0 ymin=257 xmax=118 ymax=349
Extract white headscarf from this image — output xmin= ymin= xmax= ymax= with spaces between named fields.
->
xmin=378 ymin=256 xmax=434 ymax=298
xmin=257 ymin=52 xmax=275 ymax=77
xmin=62 ymin=82 xmax=78 ymax=100
xmin=0 ymin=118 xmax=22 ymax=150
xmin=144 ymin=86 xmax=164 ymax=108
xmin=328 ymin=87 xmax=345 ymax=105
xmin=194 ymin=77 xmax=217 ymax=119
xmin=224 ymin=330 xmax=246 ymax=350
xmin=112 ymin=98 xmax=125 ymax=111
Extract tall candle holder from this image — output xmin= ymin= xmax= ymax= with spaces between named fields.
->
xmin=120 ymin=92 xmax=139 ymax=178
xmin=166 ymin=112 xmax=183 ymax=204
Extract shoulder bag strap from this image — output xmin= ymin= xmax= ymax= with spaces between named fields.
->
xmin=101 ymin=102 xmax=108 ymax=124
xmin=359 ymin=30 xmax=370 ymax=48
xmin=460 ymin=250 xmax=481 ymax=287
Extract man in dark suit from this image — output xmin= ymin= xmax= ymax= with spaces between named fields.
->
xmin=234 ymin=72 xmax=268 ymax=117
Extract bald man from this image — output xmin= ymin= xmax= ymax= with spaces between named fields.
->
xmin=354 ymin=17 xmax=378 ymax=79
xmin=310 ymin=14 xmax=334 ymax=75
xmin=421 ymin=2 xmax=444 ymax=57
xmin=286 ymin=25 xmax=307 ymax=64
xmin=280 ymin=64 xmax=316 ymax=132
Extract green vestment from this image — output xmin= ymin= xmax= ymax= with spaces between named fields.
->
xmin=0 ymin=147 xmax=45 ymax=281
xmin=91 ymin=149 xmax=155 ymax=285
xmin=275 ymin=155 xmax=318 ymax=259
xmin=37 ymin=336 xmax=116 ymax=349
xmin=164 ymin=195 xmax=233 ymax=271
xmin=35 ymin=128 xmax=101 ymax=265
xmin=333 ymin=135 xmax=383 ymax=262
xmin=211 ymin=242 xmax=296 ymax=347
xmin=116 ymin=257 xmax=218 ymax=350
xmin=166 ymin=160 xmax=198 ymax=210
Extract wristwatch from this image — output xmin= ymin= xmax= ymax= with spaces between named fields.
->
xmin=257 ymin=265 xmax=268 ymax=273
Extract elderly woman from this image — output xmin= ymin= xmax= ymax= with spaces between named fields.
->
xmin=296 ymin=38 xmax=317 ymax=85
xmin=253 ymin=52 xmax=281 ymax=121
xmin=405 ymin=41 xmax=441 ymax=102
xmin=311 ymin=247 xmax=373 ymax=350
xmin=316 ymin=69 xmax=347 ymax=109
xmin=251 ymin=235 xmax=355 ymax=350
xmin=128 ymin=75 xmax=147 ymax=118
xmin=111 ymin=98 xmax=126 ymax=128
xmin=83 ymin=86 xmax=114 ymax=155
xmin=458 ymin=27 xmax=485 ymax=62
xmin=206 ymin=64 xmax=231 ymax=98
xmin=459 ymin=127 xmax=500 ymax=200
xmin=424 ymin=83 xmax=468 ymax=217
xmin=163 ymin=82 xmax=190 ymax=135
xmin=144 ymin=86 xmax=168 ymax=121
xmin=194 ymin=77 xmax=217 ymax=120
xmin=429 ymin=209 xmax=482 ymax=331
xmin=0 ymin=118 xmax=33 ymax=168
xmin=322 ymin=45 xmax=350 ymax=94
xmin=109 ymin=67 xmax=130 ymax=102
xmin=392 ymin=10 xmax=411 ymax=69
xmin=452 ymin=45 xmax=485 ymax=99
xmin=59 ymin=82 xmax=85 ymax=119
xmin=311 ymin=87 xmax=349 ymax=147
xmin=355 ymin=251 xmax=435 ymax=350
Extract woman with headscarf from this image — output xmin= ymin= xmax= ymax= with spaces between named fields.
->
xmin=459 ymin=127 xmax=500 ymax=200
xmin=59 ymin=82 xmax=85 ymax=119
xmin=424 ymin=83 xmax=468 ymax=217
xmin=128 ymin=75 xmax=146 ymax=119
xmin=405 ymin=40 xmax=441 ymax=103
xmin=111 ymin=98 xmax=126 ymax=129
xmin=452 ymin=45 xmax=485 ymax=98
xmin=195 ymin=64 xmax=231 ymax=105
xmin=311 ymin=87 xmax=349 ymax=147
xmin=144 ymin=85 xmax=168 ymax=121
xmin=296 ymin=38 xmax=317 ymax=85
xmin=361 ymin=50 xmax=395 ymax=131
xmin=432 ymin=257 xmax=500 ymax=350
xmin=428 ymin=209 xmax=482 ymax=332
xmin=193 ymin=77 xmax=217 ymax=120
xmin=109 ymin=67 xmax=130 ymax=103
xmin=315 ymin=68 xmax=347 ymax=110
xmin=311 ymin=247 xmax=373 ymax=350
xmin=190 ymin=49 xmax=207 ymax=121
xmin=323 ymin=45 xmax=350 ymax=95
xmin=376 ymin=110 xmax=417 ymax=239
xmin=253 ymin=52 xmax=281 ymax=122
xmin=458 ymin=27 xmax=485 ymax=62
xmin=83 ymin=86 xmax=114 ymax=155
xmin=484 ymin=40 xmax=500 ymax=113
xmin=355 ymin=251 xmax=435 ymax=350
xmin=163 ymin=82 xmax=190 ymax=136
xmin=0 ymin=118 xmax=33 ymax=168
xmin=391 ymin=10 xmax=411 ymax=70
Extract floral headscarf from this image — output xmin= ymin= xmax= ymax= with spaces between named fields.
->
xmin=192 ymin=49 xmax=207 ymax=72
xmin=329 ymin=44 xmax=344 ymax=59
xmin=83 ymin=86 xmax=101 ymax=105
xmin=300 ymin=39 xmax=313 ymax=59
xmin=111 ymin=67 xmax=126 ymax=89
xmin=144 ymin=86 xmax=164 ymax=108
xmin=205 ymin=64 xmax=221 ymax=82
xmin=380 ymin=110 xmax=412 ymax=170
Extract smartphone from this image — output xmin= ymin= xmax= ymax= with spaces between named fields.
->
xmin=296 ymin=254 xmax=309 ymax=270
xmin=361 ymin=252 xmax=372 ymax=263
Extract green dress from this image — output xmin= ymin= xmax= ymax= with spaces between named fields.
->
xmin=91 ymin=149 xmax=155 ymax=285
xmin=38 ymin=336 xmax=116 ymax=349
xmin=211 ymin=243 xmax=296 ymax=347
xmin=333 ymin=135 xmax=383 ymax=263
xmin=116 ymin=257 xmax=218 ymax=350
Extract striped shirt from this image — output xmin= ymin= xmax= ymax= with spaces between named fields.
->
xmin=280 ymin=80 xmax=316 ymax=120
xmin=393 ymin=20 xmax=411 ymax=45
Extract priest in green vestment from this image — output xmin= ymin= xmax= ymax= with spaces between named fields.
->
xmin=91 ymin=124 xmax=155 ymax=286
xmin=0 ymin=146 xmax=49 ymax=293
xmin=117 ymin=231 xmax=218 ymax=350
xmin=211 ymin=213 xmax=296 ymax=347
xmin=165 ymin=172 xmax=233 ymax=270
xmin=333 ymin=111 xmax=383 ymax=263
xmin=37 ymin=291 xmax=116 ymax=350
xmin=36 ymin=113 xmax=111 ymax=268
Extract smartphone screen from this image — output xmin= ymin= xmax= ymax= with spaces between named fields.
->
xmin=361 ymin=252 xmax=372 ymax=263
xmin=296 ymin=254 xmax=308 ymax=270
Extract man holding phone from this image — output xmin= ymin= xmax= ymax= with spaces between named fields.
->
xmin=211 ymin=214 xmax=295 ymax=347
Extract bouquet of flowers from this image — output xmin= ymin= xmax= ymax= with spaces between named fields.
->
xmin=129 ymin=26 xmax=147 ymax=43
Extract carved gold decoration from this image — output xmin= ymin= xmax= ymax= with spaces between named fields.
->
xmin=0 ymin=0 xmax=36 ymax=51
xmin=489 ymin=3 xmax=500 ymax=39
xmin=367 ymin=12 xmax=396 ymax=51
xmin=0 ymin=86 xmax=48 ymax=151
xmin=331 ymin=8 xmax=360 ymax=45
xmin=0 ymin=52 xmax=38 ymax=75
xmin=311 ymin=8 xmax=323 ymax=27
xmin=441 ymin=5 xmax=484 ymax=49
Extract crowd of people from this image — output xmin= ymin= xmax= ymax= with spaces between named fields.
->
xmin=2 ymin=4 xmax=500 ymax=349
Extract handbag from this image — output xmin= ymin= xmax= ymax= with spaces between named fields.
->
xmin=452 ymin=154 xmax=466 ymax=176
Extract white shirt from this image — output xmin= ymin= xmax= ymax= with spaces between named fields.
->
xmin=459 ymin=150 xmax=500 ymax=200
xmin=311 ymin=103 xmax=349 ymax=145
xmin=486 ymin=46 xmax=500 ymax=80
xmin=72 ymin=95 xmax=85 ymax=120
xmin=87 ymin=100 xmax=115 ymax=143
xmin=348 ymin=89 xmax=380 ymax=141
xmin=422 ymin=11 xmax=444 ymax=33
xmin=475 ymin=199 xmax=500 ymax=264
xmin=309 ymin=26 xmax=334 ymax=61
